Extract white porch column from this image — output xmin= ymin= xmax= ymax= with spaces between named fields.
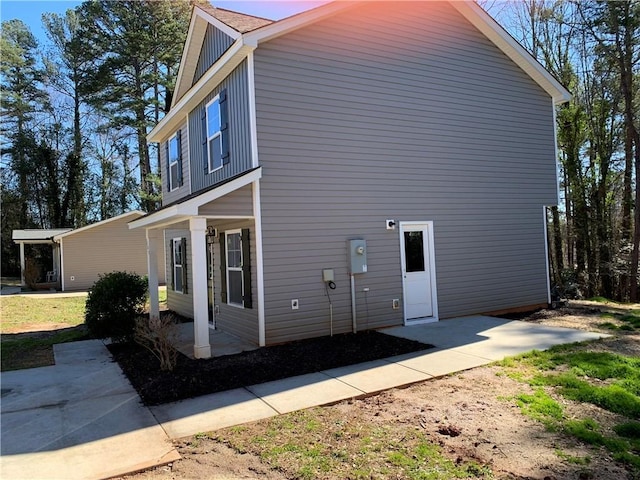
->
xmin=19 ymin=242 xmax=25 ymax=287
xmin=146 ymin=229 xmax=160 ymax=320
xmin=190 ymin=217 xmax=211 ymax=359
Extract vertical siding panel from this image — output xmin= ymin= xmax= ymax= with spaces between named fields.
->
xmin=255 ymin=2 xmax=557 ymax=344
xmin=193 ymin=25 xmax=234 ymax=85
xmin=188 ymin=60 xmax=252 ymax=194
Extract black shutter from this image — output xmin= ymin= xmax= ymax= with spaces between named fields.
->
xmin=241 ymin=228 xmax=252 ymax=309
xmin=176 ymin=129 xmax=183 ymax=186
xmin=219 ymin=89 xmax=230 ymax=165
xmin=164 ymin=141 xmax=170 ymax=191
xmin=201 ymin=107 xmax=208 ymax=172
xmin=170 ymin=240 xmax=174 ymax=290
xmin=181 ymin=237 xmax=188 ymax=294
xmin=219 ymin=233 xmax=227 ymax=303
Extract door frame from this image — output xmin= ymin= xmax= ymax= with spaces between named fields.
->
xmin=399 ymin=221 xmax=439 ymax=325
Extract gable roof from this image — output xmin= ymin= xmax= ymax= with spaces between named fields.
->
xmin=152 ymin=1 xmax=571 ymax=143
xmin=52 ymin=211 xmax=145 ymax=240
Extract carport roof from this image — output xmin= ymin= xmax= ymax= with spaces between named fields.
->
xmin=12 ymin=229 xmax=72 ymax=243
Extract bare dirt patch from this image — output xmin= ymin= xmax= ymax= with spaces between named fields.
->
xmin=115 ymin=301 xmax=639 ymax=480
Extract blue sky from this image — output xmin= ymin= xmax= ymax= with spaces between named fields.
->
xmin=0 ymin=0 xmax=328 ymax=44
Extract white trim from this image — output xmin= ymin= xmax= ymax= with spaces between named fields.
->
xmin=185 ymin=113 xmax=192 ymax=196
xmin=172 ymin=7 xmax=241 ymax=109
xmin=252 ymin=181 xmax=265 ymax=346
xmin=450 ymin=1 xmax=570 ymax=105
xmin=156 ymin=0 xmax=570 ymax=144
xmin=399 ymin=221 xmax=439 ymax=325
xmin=148 ymin=38 xmax=254 ymax=143
xmin=59 ymin=240 xmax=65 ymax=291
xmin=243 ymin=1 xmax=361 ymax=46
xmin=543 ymin=207 xmax=552 ymax=304
xmin=205 ymin=94 xmax=223 ymax=173
xmin=172 ymin=237 xmax=185 ymax=294
xmin=53 ymin=210 xmax=145 ymax=241
xmin=247 ymin=52 xmax=259 ymax=169
xmin=129 ymin=167 xmax=262 ymax=230
xmin=552 ymin=98 xmax=561 ymax=205
xmin=224 ymin=229 xmax=244 ymax=308
xmin=168 ymin=132 xmax=180 ymax=192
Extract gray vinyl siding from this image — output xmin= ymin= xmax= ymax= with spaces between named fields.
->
xmin=161 ymin=122 xmax=190 ymax=206
xmin=255 ymin=1 xmax=557 ymax=344
xmin=188 ymin=60 xmax=253 ymax=194
xmin=193 ymin=24 xmax=234 ymax=85
xmin=198 ymin=184 xmax=253 ymax=217
xmin=165 ymin=227 xmax=193 ymax=319
xmin=164 ymin=218 xmax=258 ymax=344
xmin=211 ymin=219 xmax=258 ymax=344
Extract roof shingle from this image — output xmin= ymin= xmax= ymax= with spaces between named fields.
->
xmin=196 ymin=3 xmax=273 ymax=33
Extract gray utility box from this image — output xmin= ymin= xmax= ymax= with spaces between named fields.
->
xmin=347 ymin=239 xmax=367 ymax=274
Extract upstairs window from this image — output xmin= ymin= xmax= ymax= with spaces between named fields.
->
xmin=203 ymin=89 xmax=229 ymax=173
xmin=166 ymin=132 xmax=182 ymax=191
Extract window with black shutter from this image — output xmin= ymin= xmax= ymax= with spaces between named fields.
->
xmin=220 ymin=228 xmax=251 ymax=308
xmin=204 ymin=88 xmax=229 ymax=173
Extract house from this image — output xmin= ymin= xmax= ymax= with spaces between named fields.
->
xmin=14 ymin=211 xmax=166 ymax=291
xmin=130 ymin=1 xmax=570 ymax=359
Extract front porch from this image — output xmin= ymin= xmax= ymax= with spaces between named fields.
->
xmin=173 ymin=322 xmax=258 ymax=359
xmin=129 ymin=168 xmax=265 ymax=360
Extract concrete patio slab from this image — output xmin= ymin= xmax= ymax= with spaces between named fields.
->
xmin=0 ymin=340 xmax=180 ymax=480
xmin=246 ymin=372 xmax=364 ymax=414
xmin=151 ymin=388 xmax=279 ymax=439
xmin=322 ymin=358 xmax=433 ymax=393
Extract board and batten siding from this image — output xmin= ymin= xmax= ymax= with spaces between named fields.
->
xmin=193 ymin=24 xmax=234 ymax=86
xmin=160 ymin=122 xmax=191 ymax=206
xmin=61 ymin=214 xmax=166 ymax=291
xmin=188 ymin=60 xmax=253 ymax=194
xmin=254 ymin=1 xmax=558 ymax=344
xmin=165 ymin=226 xmax=193 ymax=318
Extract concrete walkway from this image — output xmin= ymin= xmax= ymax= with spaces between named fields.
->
xmin=0 ymin=316 xmax=607 ymax=479
xmin=0 ymin=341 xmax=180 ymax=480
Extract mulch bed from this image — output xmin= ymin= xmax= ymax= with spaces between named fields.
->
xmin=109 ymin=331 xmax=433 ymax=406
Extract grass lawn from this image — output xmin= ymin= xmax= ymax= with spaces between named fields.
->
xmin=1 ymin=287 xmax=168 ymax=372
xmin=1 ymin=296 xmax=89 ymax=371
xmin=499 ymin=343 xmax=640 ymax=471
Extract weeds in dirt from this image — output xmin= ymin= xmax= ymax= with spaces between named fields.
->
xmin=215 ymin=408 xmax=494 ymax=480
xmin=500 ymin=342 xmax=640 ymax=473
xmin=554 ymin=448 xmax=591 ymax=465
xmin=599 ymin=311 xmax=640 ymax=331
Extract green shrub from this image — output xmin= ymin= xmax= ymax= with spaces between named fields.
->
xmin=85 ymin=271 xmax=148 ymax=343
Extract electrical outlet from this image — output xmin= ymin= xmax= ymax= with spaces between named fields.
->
xmin=291 ymin=299 xmax=299 ymax=310
xmin=392 ymin=298 xmax=400 ymax=309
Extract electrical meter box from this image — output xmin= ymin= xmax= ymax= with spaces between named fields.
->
xmin=348 ymin=239 xmax=367 ymax=274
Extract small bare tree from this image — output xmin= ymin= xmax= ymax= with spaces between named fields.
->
xmin=134 ymin=313 xmax=179 ymax=371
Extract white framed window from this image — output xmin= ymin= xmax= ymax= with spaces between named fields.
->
xmin=172 ymin=237 xmax=185 ymax=294
xmin=225 ymin=229 xmax=243 ymax=307
xmin=206 ymin=95 xmax=223 ymax=173
xmin=168 ymin=133 xmax=180 ymax=191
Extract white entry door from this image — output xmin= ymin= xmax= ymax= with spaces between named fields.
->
xmin=400 ymin=222 xmax=437 ymax=323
